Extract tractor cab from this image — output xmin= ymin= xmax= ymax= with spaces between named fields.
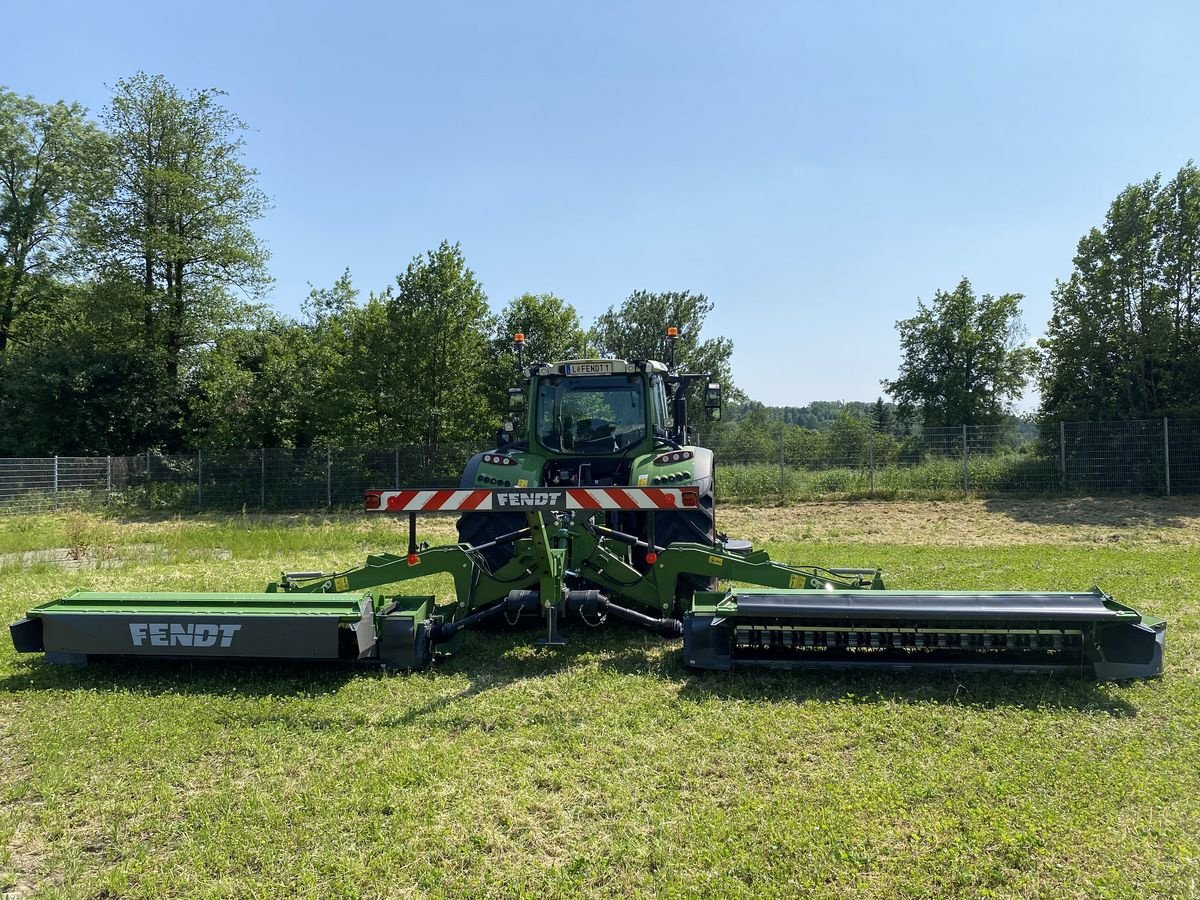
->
xmin=528 ymin=359 xmax=669 ymax=456
xmin=502 ymin=328 xmax=722 ymax=461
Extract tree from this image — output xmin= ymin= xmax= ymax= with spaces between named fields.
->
xmin=1040 ymin=162 xmax=1200 ymax=421
xmin=883 ymin=278 xmax=1035 ymax=428
xmin=0 ymin=276 xmax=165 ymax=455
xmin=493 ymin=292 xmax=587 ymax=366
xmin=486 ymin=292 xmax=587 ymax=410
xmin=186 ymin=311 xmax=316 ymax=449
xmin=81 ymin=73 xmax=270 ymax=446
xmin=825 ymin=410 xmax=870 ymax=466
xmin=0 ymin=90 xmax=101 ymax=352
xmin=387 ymin=242 xmax=495 ymax=451
xmin=590 ymin=289 xmax=735 ymax=390
xmin=870 ymin=397 xmax=892 ymax=433
xmin=308 ymin=243 xmax=495 ymax=450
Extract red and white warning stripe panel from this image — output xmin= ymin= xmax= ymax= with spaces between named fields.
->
xmin=364 ymin=487 xmax=699 ymax=513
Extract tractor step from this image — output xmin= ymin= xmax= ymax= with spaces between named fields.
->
xmin=684 ymin=589 xmax=1165 ymax=681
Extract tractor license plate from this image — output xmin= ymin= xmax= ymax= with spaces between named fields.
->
xmin=564 ymin=362 xmax=612 ymax=375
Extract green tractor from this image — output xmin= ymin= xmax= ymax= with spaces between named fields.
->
xmin=456 ymin=329 xmax=724 ymax=603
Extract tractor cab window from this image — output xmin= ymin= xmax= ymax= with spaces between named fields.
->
xmin=650 ymin=375 xmax=671 ymax=428
xmin=536 ymin=375 xmax=646 ymax=453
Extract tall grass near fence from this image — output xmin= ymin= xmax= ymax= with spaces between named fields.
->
xmin=716 ymin=453 xmax=1062 ymax=502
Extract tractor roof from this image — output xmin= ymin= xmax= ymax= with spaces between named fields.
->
xmin=537 ymin=359 xmax=669 ymax=376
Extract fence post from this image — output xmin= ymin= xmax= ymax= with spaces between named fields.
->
xmin=961 ymin=424 xmax=969 ymax=491
xmin=1164 ymin=417 xmax=1171 ymax=497
xmin=1059 ymin=421 xmax=1066 ymax=489
xmin=261 ymin=448 xmax=266 ymax=508
xmin=106 ymin=455 xmax=112 ymax=500
xmin=326 ymin=447 xmax=333 ymax=507
xmin=53 ymin=456 xmax=59 ymax=504
xmin=868 ymin=435 xmax=875 ymax=496
xmin=778 ymin=435 xmax=786 ymax=502
xmin=395 ymin=444 xmax=400 ymax=489
xmin=197 ymin=449 xmax=203 ymax=508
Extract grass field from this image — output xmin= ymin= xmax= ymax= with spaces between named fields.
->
xmin=1 ymin=499 xmax=1198 ymax=898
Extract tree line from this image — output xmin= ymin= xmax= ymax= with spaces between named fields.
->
xmin=0 ymin=76 xmax=732 ymax=456
xmin=884 ymin=163 xmax=1200 ymax=430
xmin=3 ymin=74 xmax=1198 ymax=460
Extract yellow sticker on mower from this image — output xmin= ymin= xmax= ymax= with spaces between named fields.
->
xmin=334 ymin=576 xmax=349 ymax=592
xmin=788 ymin=574 xmax=807 ymax=589
xmin=707 ymin=555 xmax=724 ymax=566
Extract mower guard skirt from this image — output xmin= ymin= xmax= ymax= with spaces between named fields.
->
xmin=684 ymin=588 xmax=1165 ymax=681
xmin=12 ymin=590 xmax=378 ymax=665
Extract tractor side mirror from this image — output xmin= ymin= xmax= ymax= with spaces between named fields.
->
xmin=508 ymin=387 xmax=525 ymax=412
xmin=704 ymin=382 xmax=722 ymax=420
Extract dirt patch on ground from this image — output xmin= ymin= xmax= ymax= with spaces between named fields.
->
xmin=0 ymin=544 xmax=234 ymax=571
xmin=718 ymin=497 xmax=1200 ymax=547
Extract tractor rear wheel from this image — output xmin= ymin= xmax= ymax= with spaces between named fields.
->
xmin=456 ymin=510 xmax=525 ymax=573
xmin=650 ymin=474 xmax=717 ymax=607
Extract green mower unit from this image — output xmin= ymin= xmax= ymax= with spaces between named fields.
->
xmin=8 ymin=332 xmax=1167 ymax=680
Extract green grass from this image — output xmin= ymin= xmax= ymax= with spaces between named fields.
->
xmin=717 ymin=455 xmax=1066 ymax=502
xmin=1 ymin=506 xmax=1198 ymax=898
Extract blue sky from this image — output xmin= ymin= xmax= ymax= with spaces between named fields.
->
xmin=6 ymin=1 xmax=1199 ymax=407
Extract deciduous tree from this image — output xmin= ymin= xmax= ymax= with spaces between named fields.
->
xmin=883 ymin=278 xmax=1035 ymax=428
xmin=1039 ymin=162 xmax=1200 ymax=420
xmin=82 ymin=73 xmax=270 ymax=446
xmin=591 ymin=289 xmax=736 ymax=400
xmin=0 ymin=90 xmax=100 ymax=352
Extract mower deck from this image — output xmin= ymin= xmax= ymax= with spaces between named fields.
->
xmin=10 ymin=589 xmax=379 ymax=665
xmin=685 ymin=588 xmax=1166 ymax=680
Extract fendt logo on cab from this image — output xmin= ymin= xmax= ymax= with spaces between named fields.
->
xmin=129 ymin=623 xmax=242 ymax=649
xmin=495 ymin=490 xmax=564 ymax=509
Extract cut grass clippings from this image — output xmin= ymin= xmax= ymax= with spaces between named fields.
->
xmin=0 ymin=501 xmax=1197 ymax=898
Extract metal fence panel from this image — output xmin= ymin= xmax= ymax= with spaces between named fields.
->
xmin=696 ymin=418 xmax=1192 ymax=502
xmin=0 ymin=421 xmax=1194 ymax=512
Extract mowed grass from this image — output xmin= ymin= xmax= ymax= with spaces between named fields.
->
xmin=1 ymin=503 xmax=1198 ymax=898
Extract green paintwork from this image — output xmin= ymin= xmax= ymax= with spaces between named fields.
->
xmin=270 ymin=513 xmax=880 ymax=623
xmin=28 ymin=589 xmax=370 ymax=619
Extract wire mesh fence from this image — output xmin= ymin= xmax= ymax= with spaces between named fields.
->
xmin=698 ymin=419 xmax=1192 ymax=503
xmin=0 ymin=419 xmax=1194 ymax=512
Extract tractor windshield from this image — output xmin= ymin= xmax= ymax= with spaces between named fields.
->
xmin=536 ymin=375 xmax=646 ymax=454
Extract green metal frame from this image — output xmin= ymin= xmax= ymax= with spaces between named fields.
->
xmin=269 ymin=511 xmax=881 ymax=621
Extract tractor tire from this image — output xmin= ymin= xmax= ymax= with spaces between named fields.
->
xmin=455 ymin=453 xmax=529 ymax=572
xmin=456 ymin=509 xmax=526 ymax=573
xmin=651 ymin=472 xmax=718 ymax=607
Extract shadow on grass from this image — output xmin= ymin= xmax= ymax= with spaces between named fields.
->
xmin=2 ymin=621 xmax=1142 ymax=718
xmin=0 ymin=654 xmax=372 ymax=698
xmin=983 ymin=495 xmax=1200 ymax=529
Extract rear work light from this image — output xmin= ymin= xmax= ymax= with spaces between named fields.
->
xmin=482 ymin=454 xmax=517 ymax=466
xmin=653 ymin=450 xmax=693 ymax=465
